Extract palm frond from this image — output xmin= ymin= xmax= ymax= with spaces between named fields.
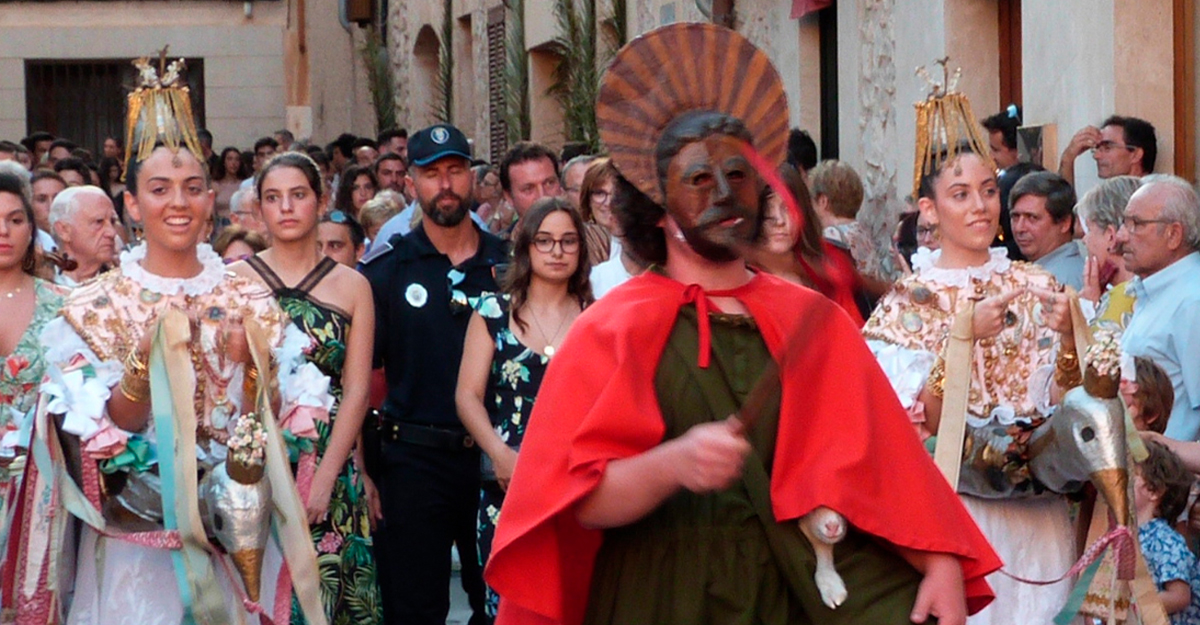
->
xmin=504 ymin=0 xmax=531 ymax=144
xmin=433 ymin=0 xmax=455 ymax=123
xmin=548 ymin=0 xmax=600 ymax=151
xmin=603 ymin=0 xmax=627 ymax=51
xmin=359 ymin=26 xmax=397 ymax=133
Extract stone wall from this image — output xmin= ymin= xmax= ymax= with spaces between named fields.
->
xmin=0 ymin=0 xmax=372 ymax=148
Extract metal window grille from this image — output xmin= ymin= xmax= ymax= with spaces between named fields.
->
xmin=25 ymin=58 xmax=206 ymax=156
xmin=487 ymin=6 xmax=507 ymax=164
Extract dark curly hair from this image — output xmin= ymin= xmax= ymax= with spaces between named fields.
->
xmin=334 ymin=164 xmax=377 ymax=217
xmin=503 ymin=197 xmax=593 ymax=332
xmin=1140 ymin=441 xmax=1193 ymax=522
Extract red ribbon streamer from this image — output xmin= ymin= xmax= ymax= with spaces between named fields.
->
xmin=1000 ymin=526 xmax=1135 ymax=586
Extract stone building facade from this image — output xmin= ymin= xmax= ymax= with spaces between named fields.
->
xmin=0 ymin=0 xmax=375 ymax=152
xmin=389 ymin=0 xmax=1198 ymax=247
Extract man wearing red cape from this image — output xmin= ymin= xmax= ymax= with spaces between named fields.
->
xmin=484 ymin=23 xmax=1001 ymax=625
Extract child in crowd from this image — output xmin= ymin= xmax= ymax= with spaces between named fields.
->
xmin=1125 ymin=356 xmax=1176 ymax=435
xmin=1136 ymin=441 xmax=1200 ymax=624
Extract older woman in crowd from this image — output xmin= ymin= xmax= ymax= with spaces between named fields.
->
xmin=578 ymin=157 xmax=621 ymax=267
xmin=212 ymin=224 xmax=268 ymax=264
xmin=1076 ymin=175 xmax=1142 ymax=331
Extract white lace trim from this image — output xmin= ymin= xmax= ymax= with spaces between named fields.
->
xmin=910 ymin=247 xmax=1012 ymax=288
xmin=866 ymin=340 xmax=936 ymax=409
xmin=118 ymin=243 xmax=226 ymax=296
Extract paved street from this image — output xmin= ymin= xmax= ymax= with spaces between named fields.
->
xmin=447 ymin=571 xmax=473 ymax=624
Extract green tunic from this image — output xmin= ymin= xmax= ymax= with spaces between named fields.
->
xmin=583 ymin=306 xmax=929 ymax=625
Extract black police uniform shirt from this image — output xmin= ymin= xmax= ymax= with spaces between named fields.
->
xmin=361 ymin=222 xmax=508 ymax=428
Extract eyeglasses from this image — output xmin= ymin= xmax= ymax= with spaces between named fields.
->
xmin=917 ymin=226 xmax=938 ymax=237
xmin=1092 ymin=141 xmax=1137 ymax=155
xmin=1120 ymin=215 xmax=1175 ymax=234
xmin=590 ymin=190 xmax=612 ymax=205
xmin=532 ymin=235 xmax=580 ymax=254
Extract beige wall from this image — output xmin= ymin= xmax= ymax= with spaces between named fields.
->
xmin=1113 ymin=0 xmax=1174 ymax=178
xmin=0 ymin=0 xmax=372 ymax=149
xmin=306 ymin=0 xmax=376 ymax=143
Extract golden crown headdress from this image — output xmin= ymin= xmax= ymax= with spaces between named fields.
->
xmin=911 ymin=58 xmax=995 ymax=197
xmin=123 ymin=46 xmax=205 ymax=178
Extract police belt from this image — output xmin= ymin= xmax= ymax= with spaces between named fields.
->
xmin=381 ymin=418 xmax=475 ymax=451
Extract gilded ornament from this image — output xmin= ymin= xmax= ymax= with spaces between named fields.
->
xmin=901 ymin=311 xmax=924 ymax=333
xmin=910 ymin=286 xmax=934 ymax=305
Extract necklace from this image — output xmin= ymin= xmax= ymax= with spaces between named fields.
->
xmin=2 ymin=277 xmax=29 ymax=299
xmin=528 ymin=302 xmax=572 ymax=357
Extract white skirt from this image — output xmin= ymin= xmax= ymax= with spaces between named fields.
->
xmin=67 ymin=526 xmax=284 ymax=625
xmin=963 ymin=495 xmax=1079 ymax=625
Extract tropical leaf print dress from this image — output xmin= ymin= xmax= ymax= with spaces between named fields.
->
xmin=474 ymin=292 xmax=550 ymax=617
xmin=247 ymin=256 xmax=382 ymax=625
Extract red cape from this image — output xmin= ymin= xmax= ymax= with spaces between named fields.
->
xmin=485 ymin=271 xmax=1000 ymax=625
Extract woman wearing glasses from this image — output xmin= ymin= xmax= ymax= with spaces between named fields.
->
xmin=455 ymin=197 xmax=593 ymax=618
xmin=579 ymin=158 xmax=620 ymax=266
xmin=232 ymin=152 xmax=383 ymax=624
xmin=1076 ymin=175 xmax=1141 ymax=332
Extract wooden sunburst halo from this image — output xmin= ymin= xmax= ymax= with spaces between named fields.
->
xmin=596 ymin=23 xmax=790 ymax=206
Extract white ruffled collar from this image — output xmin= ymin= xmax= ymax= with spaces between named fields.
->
xmin=911 ymin=247 xmax=1012 ymax=288
xmin=119 ymin=243 xmax=226 ymax=296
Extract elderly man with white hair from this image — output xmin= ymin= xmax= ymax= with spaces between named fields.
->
xmin=1117 ymin=174 xmax=1200 ymax=440
xmin=49 ymin=185 xmax=118 ymax=286
xmin=227 ymin=187 xmax=269 ymax=241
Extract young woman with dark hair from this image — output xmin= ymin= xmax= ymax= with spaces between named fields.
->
xmin=232 ymin=151 xmax=383 ymax=624
xmin=212 ymin=147 xmax=249 ymax=226
xmin=0 ymin=166 xmax=67 ymax=555
xmin=333 ymin=164 xmax=377 ymax=219
xmin=455 ymin=196 xmax=592 ymax=617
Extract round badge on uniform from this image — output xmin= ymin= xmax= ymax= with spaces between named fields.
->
xmin=405 ymin=283 xmax=429 ymax=308
xmin=431 ymin=127 xmax=450 ymax=144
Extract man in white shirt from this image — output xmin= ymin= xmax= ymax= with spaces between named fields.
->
xmin=1118 ymin=175 xmax=1200 ymax=440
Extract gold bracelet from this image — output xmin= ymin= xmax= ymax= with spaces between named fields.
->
xmin=124 ymin=348 xmax=149 ymax=379
xmin=243 ymin=365 xmax=259 ymax=401
xmin=927 ymin=355 xmax=947 ymax=399
xmin=1055 ymin=351 xmax=1083 ymax=390
xmin=119 ymin=372 xmax=151 ymax=404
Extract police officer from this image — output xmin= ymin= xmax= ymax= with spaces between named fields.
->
xmin=361 ymin=124 xmax=505 ymax=625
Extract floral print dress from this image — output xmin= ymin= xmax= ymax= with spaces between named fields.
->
xmin=1140 ymin=517 xmax=1200 ymax=625
xmin=0 ymin=279 xmax=65 ymax=544
xmin=473 ymin=292 xmax=550 ymax=617
xmin=247 ymin=256 xmax=382 ymax=625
